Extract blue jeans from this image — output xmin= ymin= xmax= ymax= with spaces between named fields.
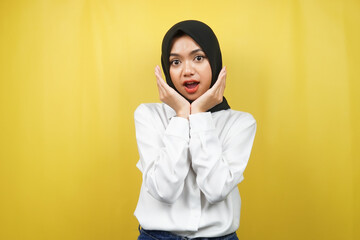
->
xmin=137 ymin=225 xmax=239 ymax=240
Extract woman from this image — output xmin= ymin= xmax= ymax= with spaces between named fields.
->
xmin=134 ymin=20 xmax=257 ymax=239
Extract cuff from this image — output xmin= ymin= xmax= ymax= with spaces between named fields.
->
xmin=189 ymin=112 xmax=215 ymax=135
xmin=165 ymin=116 xmax=190 ymax=141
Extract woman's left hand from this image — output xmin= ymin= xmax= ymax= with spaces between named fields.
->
xmin=191 ymin=67 xmax=227 ymax=114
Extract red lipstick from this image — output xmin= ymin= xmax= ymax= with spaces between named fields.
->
xmin=183 ymin=80 xmax=199 ymax=94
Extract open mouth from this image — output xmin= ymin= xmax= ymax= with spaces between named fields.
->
xmin=184 ymin=81 xmax=199 ymax=93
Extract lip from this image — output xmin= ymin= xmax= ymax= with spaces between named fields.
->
xmin=183 ymin=80 xmax=200 ymax=94
xmin=183 ymin=79 xmax=199 ymax=84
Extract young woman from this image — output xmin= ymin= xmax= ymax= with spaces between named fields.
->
xmin=134 ymin=20 xmax=257 ymax=240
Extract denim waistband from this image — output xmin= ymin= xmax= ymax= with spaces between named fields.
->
xmin=138 ymin=225 xmax=238 ymax=240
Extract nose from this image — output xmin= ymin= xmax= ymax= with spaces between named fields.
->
xmin=183 ymin=60 xmax=195 ymax=76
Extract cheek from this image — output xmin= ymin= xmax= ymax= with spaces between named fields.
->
xmin=202 ymin=65 xmax=212 ymax=88
xmin=169 ymin=68 xmax=181 ymax=86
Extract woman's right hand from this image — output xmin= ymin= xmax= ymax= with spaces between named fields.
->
xmin=155 ymin=65 xmax=190 ymax=119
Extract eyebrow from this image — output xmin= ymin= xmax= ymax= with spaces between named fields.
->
xmin=169 ymin=49 xmax=204 ymax=57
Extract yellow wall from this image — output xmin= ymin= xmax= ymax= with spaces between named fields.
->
xmin=0 ymin=0 xmax=359 ymax=239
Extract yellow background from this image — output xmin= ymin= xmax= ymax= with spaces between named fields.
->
xmin=0 ymin=0 xmax=359 ymax=239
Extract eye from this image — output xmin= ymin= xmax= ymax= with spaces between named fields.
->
xmin=170 ymin=59 xmax=180 ymax=66
xmin=194 ymin=55 xmax=205 ymax=62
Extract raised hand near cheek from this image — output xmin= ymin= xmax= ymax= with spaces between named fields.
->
xmin=155 ymin=65 xmax=190 ymax=119
xmin=191 ymin=67 xmax=227 ymax=114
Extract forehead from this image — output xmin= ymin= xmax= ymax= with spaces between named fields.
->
xmin=170 ymin=35 xmax=202 ymax=53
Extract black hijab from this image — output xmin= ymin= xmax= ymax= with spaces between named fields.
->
xmin=161 ymin=20 xmax=230 ymax=113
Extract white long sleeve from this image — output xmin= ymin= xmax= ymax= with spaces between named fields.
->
xmin=189 ymin=112 xmax=256 ymax=204
xmin=134 ymin=103 xmax=190 ymax=204
xmin=134 ymin=103 xmax=257 ymax=238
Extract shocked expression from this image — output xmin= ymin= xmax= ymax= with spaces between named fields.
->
xmin=169 ymin=35 xmax=212 ymax=101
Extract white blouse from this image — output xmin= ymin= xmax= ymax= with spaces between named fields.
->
xmin=134 ymin=103 xmax=256 ymax=238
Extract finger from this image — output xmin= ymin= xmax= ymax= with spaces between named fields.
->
xmin=157 ymin=75 xmax=173 ymax=93
xmin=155 ymin=66 xmax=160 ymax=78
xmin=215 ymin=68 xmax=226 ymax=96
xmin=156 ymin=73 xmax=174 ymax=98
xmin=155 ymin=75 xmax=165 ymax=95
xmin=219 ymin=70 xmax=226 ymax=92
xmin=155 ymin=70 xmax=165 ymax=85
xmin=155 ymin=66 xmax=171 ymax=92
xmin=155 ymin=65 xmax=161 ymax=73
xmin=221 ymin=68 xmax=227 ymax=88
xmin=218 ymin=67 xmax=226 ymax=88
xmin=155 ymin=66 xmax=167 ymax=97
xmin=155 ymin=70 xmax=162 ymax=82
xmin=156 ymin=77 xmax=164 ymax=96
xmin=220 ymin=66 xmax=227 ymax=82
xmin=212 ymin=67 xmax=226 ymax=89
xmin=154 ymin=66 xmax=180 ymax=97
xmin=155 ymin=66 xmax=162 ymax=79
xmin=155 ymin=65 xmax=164 ymax=79
xmin=155 ymin=72 xmax=166 ymax=89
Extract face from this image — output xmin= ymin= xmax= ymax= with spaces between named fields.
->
xmin=169 ymin=35 xmax=212 ymax=101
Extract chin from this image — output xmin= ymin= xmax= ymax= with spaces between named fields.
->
xmin=179 ymin=88 xmax=206 ymax=101
xmin=184 ymin=93 xmax=200 ymax=101
xmin=186 ymin=96 xmax=197 ymax=101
